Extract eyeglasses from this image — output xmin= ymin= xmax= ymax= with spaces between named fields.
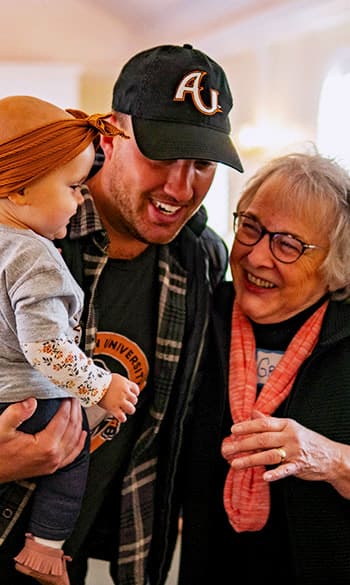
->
xmin=233 ymin=212 xmax=323 ymax=264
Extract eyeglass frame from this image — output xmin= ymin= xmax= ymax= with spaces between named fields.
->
xmin=232 ymin=211 xmax=324 ymax=264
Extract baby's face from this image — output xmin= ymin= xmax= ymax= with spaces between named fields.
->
xmin=13 ymin=144 xmax=95 ymax=240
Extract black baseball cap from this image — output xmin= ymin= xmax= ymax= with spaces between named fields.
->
xmin=112 ymin=44 xmax=243 ymax=172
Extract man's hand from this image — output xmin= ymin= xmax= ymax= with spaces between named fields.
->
xmin=0 ymin=397 xmax=87 ymax=483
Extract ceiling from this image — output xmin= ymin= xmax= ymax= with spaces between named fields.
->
xmin=1 ymin=0 xmax=350 ymax=74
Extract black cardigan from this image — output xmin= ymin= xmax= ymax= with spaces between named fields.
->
xmin=180 ymin=283 xmax=350 ymax=585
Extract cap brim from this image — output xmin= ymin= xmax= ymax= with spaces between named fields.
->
xmin=132 ymin=118 xmax=244 ymax=173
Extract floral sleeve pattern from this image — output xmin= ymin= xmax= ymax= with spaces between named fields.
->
xmin=22 ymin=337 xmax=112 ymax=407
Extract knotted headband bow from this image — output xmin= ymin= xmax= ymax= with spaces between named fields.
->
xmin=66 ymin=109 xmax=124 ymax=137
xmin=0 ymin=109 xmax=128 ymax=196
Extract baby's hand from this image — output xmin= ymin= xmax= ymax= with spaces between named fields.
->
xmin=98 ymin=373 xmax=140 ymax=423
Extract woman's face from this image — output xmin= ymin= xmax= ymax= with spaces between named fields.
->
xmin=230 ymin=176 xmax=330 ymax=324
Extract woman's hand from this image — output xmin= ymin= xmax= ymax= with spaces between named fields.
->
xmin=222 ymin=410 xmax=350 ymax=498
xmin=0 ymin=397 xmax=87 ymax=483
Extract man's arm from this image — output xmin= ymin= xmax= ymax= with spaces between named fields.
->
xmin=0 ymin=397 xmax=87 ymax=483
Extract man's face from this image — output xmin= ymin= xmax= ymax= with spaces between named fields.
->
xmin=92 ymin=115 xmax=217 ymax=257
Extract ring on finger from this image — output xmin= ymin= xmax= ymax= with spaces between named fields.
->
xmin=276 ymin=447 xmax=287 ymax=463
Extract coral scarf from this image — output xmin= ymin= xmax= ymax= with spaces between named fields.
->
xmin=222 ymin=298 xmax=328 ymax=532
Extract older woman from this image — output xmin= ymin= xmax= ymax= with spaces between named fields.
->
xmin=180 ymin=152 xmax=350 ymax=585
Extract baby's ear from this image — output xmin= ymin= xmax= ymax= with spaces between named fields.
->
xmin=8 ymin=189 xmax=27 ymax=205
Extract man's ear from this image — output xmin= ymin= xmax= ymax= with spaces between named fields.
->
xmin=100 ymin=134 xmax=114 ymax=160
xmin=100 ymin=113 xmax=129 ymax=161
xmin=7 ymin=189 xmax=27 ymax=205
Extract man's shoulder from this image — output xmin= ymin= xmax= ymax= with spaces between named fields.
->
xmin=174 ymin=206 xmax=228 ymax=287
xmin=189 ymin=206 xmax=228 ymax=264
xmin=180 ymin=205 xmax=226 ymax=246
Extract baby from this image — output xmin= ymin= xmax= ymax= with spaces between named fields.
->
xmin=0 ymin=95 xmax=139 ymax=585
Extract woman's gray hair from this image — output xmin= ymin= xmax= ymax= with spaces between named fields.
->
xmin=237 ymin=151 xmax=350 ymax=300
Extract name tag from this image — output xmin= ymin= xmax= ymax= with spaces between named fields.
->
xmin=256 ymin=348 xmax=284 ymax=386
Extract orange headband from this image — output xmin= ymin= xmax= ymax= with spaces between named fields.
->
xmin=0 ymin=109 xmax=128 ymax=196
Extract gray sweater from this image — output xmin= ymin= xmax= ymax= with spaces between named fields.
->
xmin=0 ymin=225 xmax=110 ymax=402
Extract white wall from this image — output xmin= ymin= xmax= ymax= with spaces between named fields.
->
xmin=0 ymin=63 xmax=81 ymax=108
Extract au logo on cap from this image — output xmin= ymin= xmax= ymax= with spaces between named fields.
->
xmin=173 ymin=70 xmax=222 ymax=116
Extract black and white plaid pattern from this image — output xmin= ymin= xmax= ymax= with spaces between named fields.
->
xmin=118 ymin=248 xmax=187 ymax=583
xmin=0 ymin=481 xmax=36 ymax=546
xmin=70 ymin=189 xmax=188 ymax=583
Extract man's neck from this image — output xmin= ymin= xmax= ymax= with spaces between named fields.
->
xmin=107 ymin=236 xmax=149 ymax=260
xmin=87 ymin=172 xmax=149 ymax=261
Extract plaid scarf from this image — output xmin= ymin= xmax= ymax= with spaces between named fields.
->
xmin=222 ymin=299 xmax=328 ymax=532
xmin=69 ymin=191 xmax=187 ymax=583
xmin=0 ymin=481 xmax=36 ymax=546
xmin=117 ymin=247 xmax=187 ymax=584
xmin=69 ymin=186 xmax=109 ymax=357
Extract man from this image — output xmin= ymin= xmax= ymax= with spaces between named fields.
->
xmin=3 ymin=43 xmax=243 ymax=584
